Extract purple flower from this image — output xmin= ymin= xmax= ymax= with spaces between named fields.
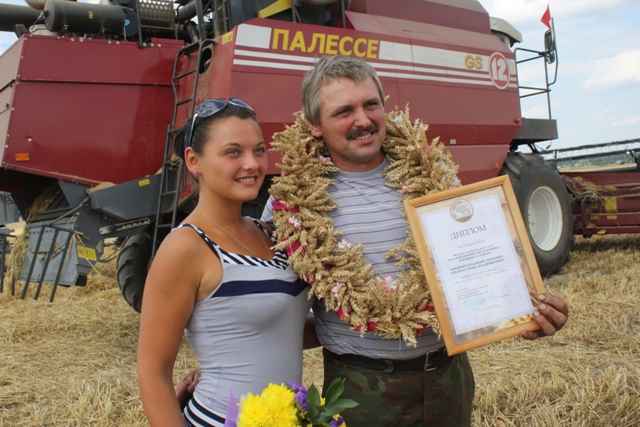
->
xmin=286 ymin=381 xmax=306 ymax=393
xmin=294 ymin=391 xmax=308 ymax=412
xmin=330 ymin=416 xmax=344 ymax=427
xmin=287 ymin=382 xmax=308 ymax=412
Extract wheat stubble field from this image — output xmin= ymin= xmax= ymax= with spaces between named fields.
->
xmin=1 ymin=234 xmax=638 ymax=427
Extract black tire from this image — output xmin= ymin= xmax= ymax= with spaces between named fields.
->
xmin=500 ymin=152 xmax=573 ymax=277
xmin=116 ymin=232 xmax=153 ymax=312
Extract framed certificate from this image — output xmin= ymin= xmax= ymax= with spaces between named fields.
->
xmin=404 ymin=175 xmax=545 ymax=355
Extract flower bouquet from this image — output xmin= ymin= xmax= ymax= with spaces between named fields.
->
xmin=232 ymin=378 xmax=358 ymax=427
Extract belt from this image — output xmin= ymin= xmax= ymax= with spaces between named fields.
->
xmin=324 ymin=348 xmax=449 ymax=372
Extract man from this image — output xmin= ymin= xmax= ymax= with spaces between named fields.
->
xmin=262 ymin=55 xmax=568 ymax=427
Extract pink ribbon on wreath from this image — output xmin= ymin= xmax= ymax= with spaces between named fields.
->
xmin=414 ymin=304 xmax=434 ymax=334
xmin=283 ymin=240 xmax=304 ymax=257
xmin=336 ymin=307 xmax=378 ymax=332
xmin=353 ymin=322 xmax=378 ymax=332
xmin=272 ymin=198 xmax=300 ymax=213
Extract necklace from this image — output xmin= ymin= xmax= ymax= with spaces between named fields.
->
xmin=196 ymin=210 xmax=271 ymax=258
xmin=249 ymin=220 xmax=274 ymax=256
xmin=268 ymin=106 xmax=459 ymax=346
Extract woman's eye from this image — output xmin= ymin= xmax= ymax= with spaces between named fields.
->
xmin=255 ymin=147 xmax=266 ymax=155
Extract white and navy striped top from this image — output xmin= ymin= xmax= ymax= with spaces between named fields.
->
xmin=177 ymin=222 xmax=312 ymax=427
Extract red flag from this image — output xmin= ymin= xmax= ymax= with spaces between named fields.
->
xmin=541 ymin=4 xmax=552 ymax=29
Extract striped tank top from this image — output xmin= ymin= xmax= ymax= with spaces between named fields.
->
xmin=176 ymin=221 xmax=312 ymax=427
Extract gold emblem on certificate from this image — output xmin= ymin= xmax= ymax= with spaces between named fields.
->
xmin=449 ymin=199 xmax=473 ymax=222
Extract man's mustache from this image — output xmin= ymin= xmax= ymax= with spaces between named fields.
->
xmin=347 ymin=125 xmax=378 ymax=140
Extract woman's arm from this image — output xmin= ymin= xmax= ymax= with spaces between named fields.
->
xmin=137 ymin=230 xmax=209 ymax=427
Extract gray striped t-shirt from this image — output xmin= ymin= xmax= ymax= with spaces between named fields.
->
xmin=263 ymin=158 xmax=443 ymax=359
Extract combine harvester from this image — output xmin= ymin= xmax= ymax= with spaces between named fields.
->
xmin=0 ymin=0 xmax=638 ymax=309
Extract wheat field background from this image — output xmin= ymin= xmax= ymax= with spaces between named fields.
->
xmin=1 ymin=234 xmax=638 ymax=426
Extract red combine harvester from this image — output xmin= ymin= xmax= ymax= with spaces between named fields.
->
xmin=1 ymin=0 xmax=638 ymax=310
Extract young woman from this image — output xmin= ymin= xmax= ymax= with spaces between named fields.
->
xmin=137 ymin=99 xmax=315 ymax=427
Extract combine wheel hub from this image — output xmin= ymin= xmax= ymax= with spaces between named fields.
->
xmin=528 ymin=186 xmax=563 ymax=251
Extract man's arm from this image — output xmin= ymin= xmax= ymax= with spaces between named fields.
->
xmin=175 ymin=368 xmax=199 ymax=410
xmin=521 ymin=293 xmax=568 ymax=340
xmin=260 ymin=195 xmax=275 ymax=228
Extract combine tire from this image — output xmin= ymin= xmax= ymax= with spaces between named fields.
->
xmin=116 ymin=232 xmax=152 ymax=312
xmin=500 ymin=152 xmax=573 ymax=277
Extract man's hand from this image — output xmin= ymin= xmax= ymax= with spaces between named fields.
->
xmin=521 ymin=293 xmax=568 ymax=340
xmin=175 ymin=367 xmax=200 ymax=410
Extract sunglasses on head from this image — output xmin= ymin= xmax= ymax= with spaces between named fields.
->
xmin=186 ymin=98 xmax=255 ymax=148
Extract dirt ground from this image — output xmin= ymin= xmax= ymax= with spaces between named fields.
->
xmin=1 ymin=234 xmax=639 ymax=426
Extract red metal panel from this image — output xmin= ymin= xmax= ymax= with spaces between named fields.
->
xmin=230 ymin=19 xmax=521 ymax=141
xmin=564 ymin=169 xmax=640 ymax=236
xmin=579 ymin=195 xmax=640 ymax=214
xmin=0 ymin=37 xmax=24 ymax=165
xmin=582 ymin=226 xmax=640 ymax=235
xmin=347 ymin=11 xmax=497 ymax=51
xmin=1 ymin=36 xmax=184 ymax=187
xmin=5 ymin=81 xmax=173 ymax=184
xmin=17 ymin=35 xmax=184 ymax=85
xmin=173 ymin=3 xmax=524 ymax=186
xmin=563 ymin=170 xmax=640 ymax=188
xmin=227 ymin=16 xmax=520 ymax=177
xmin=581 ymin=213 xmax=640 ymax=227
xmin=393 ymin=83 xmax=521 ymax=146
xmin=563 ymin=169 xmax=640 ymax=215
xmin=447 ymin=144 xmax=508 ymax=184
xmin=349 ymin=0 xmax=491 ymax=35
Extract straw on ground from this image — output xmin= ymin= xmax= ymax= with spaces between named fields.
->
xmin=1 ymin=235 xmax=639 ymax=426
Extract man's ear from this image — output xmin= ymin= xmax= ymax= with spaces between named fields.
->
xmin=307 ymin=121 xmax=323 ymax=138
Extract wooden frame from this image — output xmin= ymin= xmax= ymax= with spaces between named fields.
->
xmin=404 ymin=175 xmax=546 ymax=355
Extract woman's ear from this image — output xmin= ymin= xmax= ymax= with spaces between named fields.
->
xmin=184 ymin=147 xmax=200 ymax=175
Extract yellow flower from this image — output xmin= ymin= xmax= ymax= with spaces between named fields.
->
xmin=237 ymin=384 xmax=298 ymax=427
xmin=237 ymin=393 xmax=267 ymax=427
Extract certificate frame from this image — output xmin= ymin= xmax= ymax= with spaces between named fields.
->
xmin=404 ymin=175 xmax=545 ymax=355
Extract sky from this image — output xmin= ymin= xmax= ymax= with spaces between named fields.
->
xmin=1 ymin=0 xmax=639 ymax=151
xmin=477 ymin=0 xmax=640 ymax=150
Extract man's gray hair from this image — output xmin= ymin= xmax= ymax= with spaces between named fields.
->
xmin=302 ymin=55 xmax=385 ymax=125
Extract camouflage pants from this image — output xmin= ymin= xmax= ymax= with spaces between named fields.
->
xmin=322 ymin=350 xmax=474 ymax=427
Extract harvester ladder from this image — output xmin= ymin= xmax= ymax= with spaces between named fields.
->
xmin=151 ymin=38 xmax=215 ymax=258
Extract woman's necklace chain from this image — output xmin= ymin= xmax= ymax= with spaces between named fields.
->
xmin=196 ymin=209 xmax=272 ymax=258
